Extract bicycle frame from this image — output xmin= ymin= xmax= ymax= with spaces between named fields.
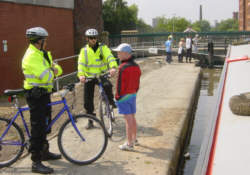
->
xmin=0 ymin=97 xmax=85 ymax=147
xmin=0 ymin=106 xmax=29 ymax=146
xmin=97 ymin=81 xmax=112 ymax=117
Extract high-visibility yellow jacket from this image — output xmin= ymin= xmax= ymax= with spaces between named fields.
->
xmin=22 ymin=44 xmax=62 ymax=92
xmin=77 ymin=43 xmax=118 ymax=78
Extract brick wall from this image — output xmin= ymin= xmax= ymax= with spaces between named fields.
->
xmin=0 ymin=2 xmax=75 ymax=93
xmin=73 ymin=0 xmax=103 ymax=53
xmin=239 ymin=0 xmax=245 ymax=30
xmin=239 ymin=0 xmax=250 ymax=31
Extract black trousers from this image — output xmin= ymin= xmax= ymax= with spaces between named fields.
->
xmin=186 ymin=48 xmax=192 ymax=61
xmin=84 ymin=78 xmax=114 ymax=114
xmin=26 ymin=91 xmax=51 ymax=162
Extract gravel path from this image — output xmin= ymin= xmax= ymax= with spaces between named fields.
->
xmin=0 ymin=56 xmax=201 ymax=175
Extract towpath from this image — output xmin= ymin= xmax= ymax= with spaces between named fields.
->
xmin=0 ymin=56 xmax=200 ymax=175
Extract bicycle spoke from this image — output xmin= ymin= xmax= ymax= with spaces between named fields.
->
xmin=58 ymin=115 xmax=108 ymax=165
xmin=99 ymin=99 xmax=113 ymax=137
xmin=0 ymin=118 xmax=24 ymax=168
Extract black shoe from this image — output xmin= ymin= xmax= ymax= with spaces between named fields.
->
xmin=85 ymin=121 xmax=94 ymax=129
xmin=41 ymin=152 xmax=62 ymax=161
xmin=32 ymin=161 xmax=54 ymax=174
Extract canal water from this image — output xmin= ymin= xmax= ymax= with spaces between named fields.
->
xmin=178 ymin=67 xmax=222 ymax=175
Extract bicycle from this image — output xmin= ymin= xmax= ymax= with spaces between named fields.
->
xmin=0 ymin=83 xmax=108 ymax=168
xmin=85 ymin=72 xmax=115 ymax=138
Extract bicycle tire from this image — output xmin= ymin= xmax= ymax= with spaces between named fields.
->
xmin=99 ymin=97 xmax=113 ymax=137
xmin=0 ymin=117 xmax=25 ymax=168
xmin=58 ymin=114 xmax=108 ymax=165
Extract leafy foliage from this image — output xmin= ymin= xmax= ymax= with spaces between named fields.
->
xmin=192 ymin=20 xmax=211 ymax=32
xmin=103 ymin=0 xmax=136 ymax=34
xmin=102 ymin=0 xmax=239 ymax=34
xmin=212 ymin=19 xmax=239 ymax=31
xmin=153 ymin=16 xmax=190 ymax=32
xmin=136 ymin=19 xmax=153 ymax=33
xmin=103 ymin=0 xmax=151 ymax=34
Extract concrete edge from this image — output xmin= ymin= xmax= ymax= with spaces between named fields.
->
xmin=167 ymin=67 xmax=202 ymax=175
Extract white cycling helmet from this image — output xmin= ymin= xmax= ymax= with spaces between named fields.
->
xmin=85 ymin=28 xmax=98 ymax=37
xmin=26 ymin=27 xmax=48 ymax=41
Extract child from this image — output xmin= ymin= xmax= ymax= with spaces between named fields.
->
xmin=178 ymin=38 xmax=185 ymax=63
xmin=113 ymin=43 xmax=141 ymax=151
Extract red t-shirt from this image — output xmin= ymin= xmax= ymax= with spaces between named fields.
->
xmin=115 ymin=58 xmax=141 ymax=100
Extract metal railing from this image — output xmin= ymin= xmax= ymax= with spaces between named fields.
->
xmin=52 ymin=37 xmax=239 ymax=90
xmin=53 ymin=55 xmax=78 ymax=91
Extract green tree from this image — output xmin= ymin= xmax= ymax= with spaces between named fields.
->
xmin=103 ymin=0 xmax=138 ymax=34
xmin=213 ymin=19 xmax=239 ymax=31
xmin=192 ymin=20 xmax=211 ymax=32
xmin=173 ymin=18 xmax=191 ymax=32
xmin=153 ymin=16 xmax=190 ymax=32
xmin=136 ymin=19 xmax=153 ymax=33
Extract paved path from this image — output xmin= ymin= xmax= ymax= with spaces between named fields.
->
xmin=1 ymin=56 xmax=201 ymax=175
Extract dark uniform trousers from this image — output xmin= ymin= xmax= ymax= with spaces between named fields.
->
xmin=26 ymin=91 xmax=51 ymax=162
xmin=84 ymin=78 xmax=114 ymax=114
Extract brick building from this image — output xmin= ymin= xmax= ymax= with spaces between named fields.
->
xmin=74 ymin=0 xmax=103 ymax=53
xmin=239 ymin=0 xmax=250 ymax=30
xmin=0 ymin=0 xmax=103 ymax=94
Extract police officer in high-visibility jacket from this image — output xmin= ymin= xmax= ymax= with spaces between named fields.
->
xmin=22 ymin=27 xmax=62 ymax=174
xmin=78 ymin=28 xmax=118 ymax=129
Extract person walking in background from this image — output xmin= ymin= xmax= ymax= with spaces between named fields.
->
xmin=192 ymin=34 xmax=200 ymax=53
xmin=78 ymin=28 xmax=118 ymax=129
xmin=178 ymin=38 xmax=185 ymax=63
xmin=186 ymin=35 xmax=193 ymax=63
xmin=113 ymin=43 xmax=141 ymax=151
xmin=22 ymin=27 xmax=63 ymax=174
xmin=165 ymin=35 xmax=173 ymax=64
xmin=208 ymin=38 xmax=214 ymax=66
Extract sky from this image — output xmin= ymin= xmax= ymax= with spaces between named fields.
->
xmin=123 ymin=0 xmax=239 ymax=26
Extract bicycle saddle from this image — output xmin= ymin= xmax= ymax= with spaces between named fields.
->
xmin=4 ymin=89 xmax=25 ymax=96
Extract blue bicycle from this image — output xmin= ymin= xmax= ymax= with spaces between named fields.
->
xmin=0 ymin=84 xmax=108 ymax=168
xmin=86 ymin=73 xmax=115 ymax=137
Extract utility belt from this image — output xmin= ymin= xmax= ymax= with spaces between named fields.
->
xmin=25 ymin=87 xmax=50 ymax=99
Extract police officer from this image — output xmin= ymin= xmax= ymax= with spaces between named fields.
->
xmin=78 ymin=28 xmax=118 ymax=129
xmin=22 ymin=27 xmax=62 ymax=174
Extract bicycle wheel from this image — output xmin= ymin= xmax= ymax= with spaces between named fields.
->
xmin=99 ymin=98 xmax=113 ymax=137
xmin=0 ymin=117 xmax=25 ymax=168
xmin=58 ymin=114 xmax=108 ymax=165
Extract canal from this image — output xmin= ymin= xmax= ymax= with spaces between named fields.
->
xmin=178 ymin=67 xmax=222 ymax=175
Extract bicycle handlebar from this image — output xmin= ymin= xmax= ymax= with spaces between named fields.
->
xmin=85 ymin=72 xmax=110 ymax=83
xmin=56 ymin=83 xmax=75 ymax=98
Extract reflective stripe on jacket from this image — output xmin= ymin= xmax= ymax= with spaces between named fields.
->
xmin=77 ymin=43 xmax=118 ymax=78
xmin=22 ymin=44 xmax=62 ymax=92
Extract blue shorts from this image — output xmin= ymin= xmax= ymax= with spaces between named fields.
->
xmin=116 ymin=94 xmax=136 ymax=115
